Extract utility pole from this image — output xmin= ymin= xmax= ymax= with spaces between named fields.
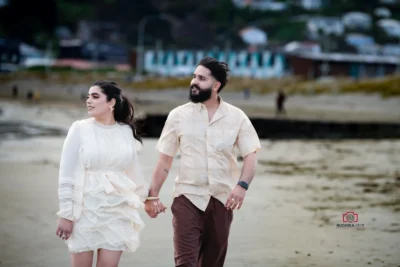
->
xmin=136 ymin=14 xmax=172 ymax=78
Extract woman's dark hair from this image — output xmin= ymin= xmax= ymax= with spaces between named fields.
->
xmin=198 ymin=57 xmax=230 ymax=93
xmin=93 ymin=80 xmax=142 ymax=143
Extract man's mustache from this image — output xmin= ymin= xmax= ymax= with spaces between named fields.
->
xmin=190 ymin=85 xmax=200 ymax=90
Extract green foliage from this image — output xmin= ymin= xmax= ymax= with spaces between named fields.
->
xmin=213 ymin=0 xmax=236 ymax=27
xmin=340 ymin=75 xmax=400 ymax=97
xmin=0 ymin=0 xmax=58 ymax=47
xmin=1 ymin=0 xmax=399 ymax=49
xmin=26 ymin=66 xmax=72 ymax=72
xmin=269 ymin=21 xmax=306 ymax=42
xmin=56 ymin=0 xmax=94 ymax=27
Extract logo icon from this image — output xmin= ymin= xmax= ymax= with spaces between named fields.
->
xmin=342 ymin=211 xmax=358 ymax=223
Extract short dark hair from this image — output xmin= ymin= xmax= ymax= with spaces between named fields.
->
xmin=198 ymin=57 xmax=230 ymax=93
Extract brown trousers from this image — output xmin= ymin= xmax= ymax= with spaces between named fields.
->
xmin=171 ymin=195 xmax=233 ymax=267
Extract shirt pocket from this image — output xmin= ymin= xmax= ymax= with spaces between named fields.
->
xmin=214 ymin=128 xmax=238 ymax=152
xmin=179 ymin=123 xmax=205 ymax=152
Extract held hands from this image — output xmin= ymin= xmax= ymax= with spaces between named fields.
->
xmin=145 ymin=198 xmax=167 ymax=218
xmin=225 ymin=185 xmax=247 ymax=210
xmin=56 ymin=218 xmax=73 ymax=240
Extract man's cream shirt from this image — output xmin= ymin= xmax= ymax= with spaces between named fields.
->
xmin=156 ymin=98 xmax=262 ymax=211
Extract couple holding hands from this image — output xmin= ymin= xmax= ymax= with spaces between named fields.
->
xmin=56 ymin=57 xmax=261 ymax=267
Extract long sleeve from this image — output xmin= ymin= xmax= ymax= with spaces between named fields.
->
xmin=127 ymin=140 xmax=149 ymax=203
xmin=57 ymin=121 xmax=81 ymax=220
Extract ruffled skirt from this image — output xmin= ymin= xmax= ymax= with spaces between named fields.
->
xmin=66 ymin=170 xmax=145 ymax=253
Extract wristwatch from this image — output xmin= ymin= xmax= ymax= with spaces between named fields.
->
xmin=237 ymin=180 xmax=249 ymax=190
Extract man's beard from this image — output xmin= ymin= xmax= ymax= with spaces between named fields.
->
xmin=189 ymin=85 xmax=212 ymax=103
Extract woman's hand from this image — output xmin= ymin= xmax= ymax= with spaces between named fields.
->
xmin=56 ymin=218 xmax=73 ymax=240
xmin=145 ymin=199 xmax=167 ymax=218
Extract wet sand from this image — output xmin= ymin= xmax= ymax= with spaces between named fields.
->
xmin=0 ymin=100 xmax=399 ymax=267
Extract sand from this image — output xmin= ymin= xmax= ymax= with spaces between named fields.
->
xmin=0 ymin=99 xmax=399 ymax=267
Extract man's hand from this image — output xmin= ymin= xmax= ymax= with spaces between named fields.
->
xmin=145 ymin=199 xmax=167 ymax=218
xmin=225 ymin=185 xmax=247 ymax=210
xmin=56 ymin=218 xmax=73 ymax=240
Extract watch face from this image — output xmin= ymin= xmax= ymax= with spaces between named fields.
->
xmin=239 ymin=181 xmax=248 ymax=189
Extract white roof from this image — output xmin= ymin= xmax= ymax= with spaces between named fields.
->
xmin=290 ymin=51 xmax=400 ymax=64
xmin=375 ymin=7 xmax=391 ymax=17
xmin=239 ymin=27 xmax=268 ymax=45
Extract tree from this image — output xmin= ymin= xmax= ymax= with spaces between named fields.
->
xmin=0 ymin=0 xmax=58 ymax=46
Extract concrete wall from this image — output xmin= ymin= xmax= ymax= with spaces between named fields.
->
xmin=139 ymin=114 xmax=400 ymax=139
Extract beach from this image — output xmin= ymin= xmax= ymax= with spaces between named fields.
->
xmin=0 ymin=98 xmax=399 ymax=267
xmin=1 ymin=79 xmax=400 ymax=122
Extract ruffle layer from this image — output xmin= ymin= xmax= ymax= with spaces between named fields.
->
xmin=66 ymin=171 xmax=145 ymax=253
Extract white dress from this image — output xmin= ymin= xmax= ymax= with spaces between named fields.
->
xmin=57 ymin=118 xmax=148 ymax=253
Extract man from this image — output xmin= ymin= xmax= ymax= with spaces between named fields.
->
xmin=12 ymin=85 xmax=18 ymax=99
xmin=145 ymin=57 xmax=261 ymax=267
xmin=275 ymin=89 xmax=287 ymax=117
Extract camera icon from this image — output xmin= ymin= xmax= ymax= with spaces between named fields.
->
xmin=342 ymin=211 xmax=358 ymax=223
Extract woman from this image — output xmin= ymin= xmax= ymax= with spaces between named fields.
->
xmin=55 ymin=81 xmax=155 ymax=267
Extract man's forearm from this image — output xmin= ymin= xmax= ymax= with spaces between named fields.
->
xmin=148 ymin=154 xmax=174 ymax=197
xmin=239 ymin=152 xmax=257 ymax=184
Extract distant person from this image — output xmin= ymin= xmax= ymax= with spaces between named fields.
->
xmin=80 ymin=92 xmax=86 ymax=102
xmin=12 ymin=85 xmax=18 ymax=99
xmin=243 ymin=87 xmax=250 ymax=99
xmin=26 ymin=90 xmax=33 ymax=101
xmin=33 ymin=91 xmax=41 ymax=104
xmin=55 ymin=81 xmax=150 ymax=267
xmin=275 ymin=89 xmax=287 ymax=117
